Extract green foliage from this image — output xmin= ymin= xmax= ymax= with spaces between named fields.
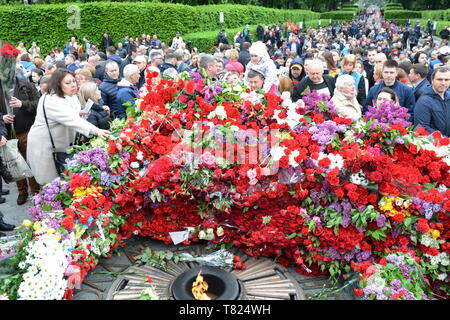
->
xmin=384 ymin=10 xmax=422 ymax=20
xmin=421 ymin=9 xmax=450 ymax=21
xmin=0 ymin=2 xmax=319 ymax=54
xmin=320 ymin=11 xmax=355 ymax=21
xmin=134 ymin=248 xmax=181 ymax=270
xmin=184 ymin=19 xmax=332 ymax=53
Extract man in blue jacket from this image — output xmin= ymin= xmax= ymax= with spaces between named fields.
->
xmin=414 ymin=66 xmax=450 ymax=137
xmin=364 ymin=59 xmax=415 ymax=120
xmin=116 ymin=64 xmax=140 ymax=119
xmin=99 ymin=61 xmax=121 ymax=119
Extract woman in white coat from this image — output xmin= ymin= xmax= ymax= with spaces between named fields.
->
xmin=27 ymin=68 xmax=110 ymax=185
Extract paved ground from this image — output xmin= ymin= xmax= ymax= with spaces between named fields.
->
xmin=1 ymin=183 xmax=355 ymax=300
xmin=0 ymin=182 xmax=33 ymax=233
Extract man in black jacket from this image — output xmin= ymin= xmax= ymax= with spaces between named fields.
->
xmin=292 ymin=59 xmax=336 ymax=102
xmin=256 ymin=24 xmax=264 ymax=41
xmin=0 ymin=77 xmax=41 ymax=205
xmin=120 ymin=44 xmax=138 ymax=78
xmin=408 ymin=63 xmax=431 ymax=102
xmin=101 ymin=32 xmax=114 ymax=53
xmin=158 ymin=53 xmax=178 ymax=74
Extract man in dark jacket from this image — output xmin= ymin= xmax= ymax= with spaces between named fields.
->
xmin=256 ymin=24 xmax=264 ymax=41
xmin=116 ymin=64 xmax=140 ymax=119
xmin=159 ymin=53 xmax=178 ymax=74
xmin=120 ymin=44 xmax=138 ymax=78
xmin=217 ymin=29 xmax=228 ymax=45
xmin=292 ymin=59 xmax=336 ymax=102
xmin=96 ymin=47 xmax=122 ymax=82
xmin=364 ymin=60 xmax=416 ymax=120
xmin=238 ymin=42 xmax=251 ymax=71
xmin=101 ymin=32 xmax=114 ymax=53
xmin=408 ymin=63 xmax=431 ymax=102
xmin=99 ymin=61 xmax=121 ymax=119
xmin=0 ymin=77 xmax=41 ymax=205
xmin=414 ymin=66 xmax=450 ymax=137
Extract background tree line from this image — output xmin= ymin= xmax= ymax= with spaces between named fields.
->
xmin=0 ymin=0 xmax=449 ymax=11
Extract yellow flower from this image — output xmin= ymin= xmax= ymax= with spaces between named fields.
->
xmin=33 ymin=221 xmax=41 ymax=231
xmin=54 ymin=233 xmax=62 ymax=241
xmin=430 ymin=229 xmax=440 ymax=239
xmin=22 ymin=220 xmax=32 ymax=227
xmin=46 ymin=228 xmax=56 ymax=235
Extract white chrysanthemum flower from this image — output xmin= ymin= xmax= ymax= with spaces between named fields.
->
xmin=208 ymin=105 xmax=227 ymax=120
xmin=17 ymin=234 xmax=70 ymax=300
xmin=350 ymin=170 xmax=369 ymax=186
xmin=270 ymin=146 xmax=286 ymax=162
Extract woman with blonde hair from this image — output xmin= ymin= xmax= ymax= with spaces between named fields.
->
xmin=336 ymin=54 xmax=366 ymax=105
xmin=225 ymin=49 xmax=244 ymax=74
xmin=74 ymin=68 xmax=93 ymax=89
xmin=278 ymin=77 xmax=294 ymax=95
xmin=78 ymin=82 xmax=111 ymax=130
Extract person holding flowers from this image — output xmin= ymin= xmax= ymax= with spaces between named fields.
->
xmin=0 ymin=42 xmax=42 ymax=205
xmin=26 ymin=68 xmax=110 ymax=185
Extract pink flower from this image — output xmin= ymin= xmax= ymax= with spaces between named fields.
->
xmin=247 ymin=168 xmax=257 ymax=180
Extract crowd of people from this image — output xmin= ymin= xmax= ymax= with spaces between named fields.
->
xmin=1 ymin=9 xmax=450 ymax=235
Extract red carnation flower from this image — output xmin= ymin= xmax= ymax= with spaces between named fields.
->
xmin=318 ymin=157 xmax=331 ymax=167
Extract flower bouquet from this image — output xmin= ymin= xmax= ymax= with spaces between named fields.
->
xmin=0 ymin=41 xmax=20 ymax=116
xmin=0 ymin=69 xmax=448 ymax=300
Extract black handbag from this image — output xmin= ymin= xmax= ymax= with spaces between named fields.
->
xmin=42 ymin=94 xmax=74 ymax=175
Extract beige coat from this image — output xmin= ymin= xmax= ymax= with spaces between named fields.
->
xmin=27 ymin=94 xmax=98 ymax=185
xmin=330 ymin=89 xmax=362 ymax=120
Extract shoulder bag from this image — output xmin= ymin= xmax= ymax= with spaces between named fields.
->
xmin=42 ymin=94 xmax=75 ymax=175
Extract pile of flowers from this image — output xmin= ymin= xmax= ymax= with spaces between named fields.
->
xmin=0 ymin=68 xmax=448 ymax=300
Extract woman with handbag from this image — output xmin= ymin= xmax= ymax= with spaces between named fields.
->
xmin=26 ymin=68 xmax=110 ymax=186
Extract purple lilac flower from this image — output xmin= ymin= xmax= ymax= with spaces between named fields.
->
xmin=364 ymin=101 xmax=412 ymax=128
xmin=308 ymin=120 xmax=339 ymax=150
xmin=188 ymin=71 xmax=202 ymax=82
xmin=70 ymin=148 xmax=110 ymax=171
xmin=100 ymin=172 xmax=121 ymax=187
xmin=301 ymin=90 xmax=338 ymax=115
xmin=390 ymin=280 xmax=401 ymax=290
xmin=395 ymin=137 xmax=405 ymax=144
xmin=376 ymin=214 xmax=386 ymax=228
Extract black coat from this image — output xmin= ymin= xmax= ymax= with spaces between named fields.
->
xmin=0 ymin=77 xmax=39 ymax=135
xmin=413 ymin=79 xmax=431 ymax=102
xmin=101 ymin=36 xmax=114 ymax=53
xmin=120 ymin=56 xmax=133 ymax=78
xmin=87 ymin=103 xmax=111 ymax=130
xmin=159 ymin=62 xmax=178 ymax=74
xmin=0 ymin=116 xmax=7 ymax=138
xmin=99 ymin=74 xmax=121 ymax=117
xmin=238 ymin=50 xmax=251 ymax=71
